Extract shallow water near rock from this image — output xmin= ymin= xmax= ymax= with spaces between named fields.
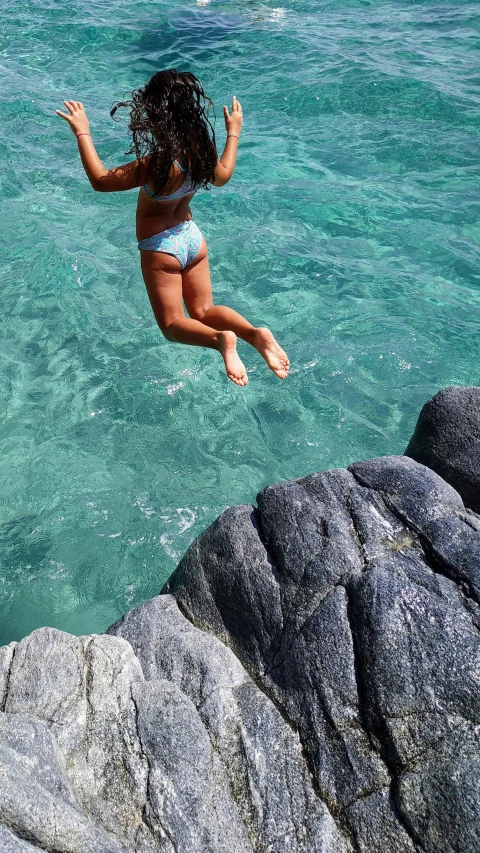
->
xmin=0 ymin=0 xmax=479 ymax=641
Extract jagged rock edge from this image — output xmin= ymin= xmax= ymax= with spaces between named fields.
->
xmin=348 ymin=467 xmax=480 ymax=608
xmin=129 ymin=687 xmax=155 ymax=846
xmin=0 ymin=644 xmax=17 ymax=712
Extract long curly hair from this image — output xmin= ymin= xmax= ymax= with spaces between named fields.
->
xmin=111 ymin=70 xmax=217 ymax=194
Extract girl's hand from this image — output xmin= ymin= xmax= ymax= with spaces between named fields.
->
xmin=55 ymin=100 xmax=90 ymax=137
xmin=223 ymin=96 xmax=243 ymax=136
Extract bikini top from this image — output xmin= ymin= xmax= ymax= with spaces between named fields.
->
xmin=142 ymin=158 xmax=196 ymax=202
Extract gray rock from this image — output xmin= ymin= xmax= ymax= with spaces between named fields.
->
xmin=348 ymin=559 xmax=480 ymax=761
xmin=4 ymin=628 xmax=150 ymax=848
xmin=166 ymin=454 xmax=480 ymax=852
xmin=165 ymin=471 xmax=389 ymax=813
xmin=0 ymin=713 xmax=127 ymax=853
xmin=1 ymin=418 xmax=480 ymax=852
xmin=0 ymin=601 xmax=348 ymax=853
xmin=396 ymin=727 xmax=480 ymax=853
xmin=0 ymin=825 xmax=45 ymax=852
xmin=163 ymin=504 xmax=284 ymax=677
xmin=0 ymin=624 xmax=267 ymax=853
xmin=346 ymin=790 xmax=417 ymax=853
xmin=350 ymin=455 xmax=480 ymax=602
xmin=0 ymin=643 xmax=16 ymax=711
xmin=131 ymin=678 xmax=253 ymax=853
xmin=110 ymin=594 xmax=349 ymax=853
xmin=405 ymin=385 xmax=480 ymax=513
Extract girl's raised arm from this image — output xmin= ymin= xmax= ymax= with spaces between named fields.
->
xmin=212 ymin=96 xmax=243 ymax=187
xmin=56 ymin=100 xmax=149 ymax=192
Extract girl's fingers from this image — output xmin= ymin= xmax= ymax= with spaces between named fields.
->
xmin=56 ymin=110 xmax=73 ymax=122
xmin=223 ymin=105 xmax=230 ymax=119
xmin=63 ymin=100 xmax=84 ymax=113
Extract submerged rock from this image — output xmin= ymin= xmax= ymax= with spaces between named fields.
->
xmin=0 ymin=389 xmax=479 ymax=852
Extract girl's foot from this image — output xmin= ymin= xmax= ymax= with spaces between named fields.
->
xmin=253 ymin=327 xmax=290 ymax=379
xmin=218 ymin=331 xmax=248 ymax=386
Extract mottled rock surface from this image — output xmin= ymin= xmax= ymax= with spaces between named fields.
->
xmin=0 ymin=606 xmax=348 ymax=853
xmin=406 ymin=385 xmax=480 ymax=513
xmin=0 ymin=392 xmax=479 ymax=852
xmin=165 ymin=455 xmax=480 ymax=853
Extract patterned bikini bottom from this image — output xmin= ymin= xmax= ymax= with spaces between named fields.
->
xmin=138 ymin=220 xmax=203 ymax=270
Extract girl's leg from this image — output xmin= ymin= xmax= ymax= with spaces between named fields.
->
xmin=140 ymin=250 xmax=248 ymax=386
xmin=183 ymin=242 xmax=290 ymax=379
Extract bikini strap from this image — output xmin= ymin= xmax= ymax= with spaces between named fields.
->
xmin=143 ymin=183 xmax=156 ymax=198
xmin=173 ymin=157 xmax=188 ymax=172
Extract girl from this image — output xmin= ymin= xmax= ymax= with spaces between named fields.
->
xmin=56 ymin=70 xmax=289 ymax=386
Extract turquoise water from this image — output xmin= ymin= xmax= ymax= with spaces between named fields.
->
xmin=1 ymin=1 xmax=479 ymax=643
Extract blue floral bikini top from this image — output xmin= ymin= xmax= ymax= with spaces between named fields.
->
xmin=142 ymin=158 xmax=196 ymax=202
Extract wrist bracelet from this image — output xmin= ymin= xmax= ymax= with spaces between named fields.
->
xmin=227 ymin=134 xmax=240 ymax=139
xmin=76 ymin=132 xmax=91 ymax=139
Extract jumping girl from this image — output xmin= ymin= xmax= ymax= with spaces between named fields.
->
xmin=56 ymin=70 xmax=289 ymax=386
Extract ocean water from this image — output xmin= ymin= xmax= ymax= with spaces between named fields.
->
xmin=0 ymin=0 xmax=479 ymax=643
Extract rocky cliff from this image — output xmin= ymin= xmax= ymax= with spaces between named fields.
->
xmin=0 ymin=386 xmax=479 ymax=853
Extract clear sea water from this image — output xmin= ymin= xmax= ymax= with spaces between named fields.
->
xmin=1 ymin=0 xmax=479 ymax=643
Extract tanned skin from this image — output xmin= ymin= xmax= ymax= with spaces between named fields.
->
xmin=56 ymin=95 xmax=289 ymax=386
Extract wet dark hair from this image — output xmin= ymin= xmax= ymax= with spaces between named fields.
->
xmin=111 ymin=69 xmax=217 ymax=194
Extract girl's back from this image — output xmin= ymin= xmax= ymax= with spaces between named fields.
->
xmin=136 ymin=157 xmax=196 ymax=241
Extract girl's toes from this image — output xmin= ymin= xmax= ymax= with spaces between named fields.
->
xmin=219 ymin=331 xmax=248 ymax=387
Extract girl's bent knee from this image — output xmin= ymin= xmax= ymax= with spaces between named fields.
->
xmin=188 ymin=304 xmax=212 ymax=321
xmin=161 ymin=317 xmax=186 ymax=340
xmin=160 ymin=325 xmax=175 ymax=340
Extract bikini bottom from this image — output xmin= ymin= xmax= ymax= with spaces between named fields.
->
xmin=138 ymin=220 xmax=202 ymax=270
